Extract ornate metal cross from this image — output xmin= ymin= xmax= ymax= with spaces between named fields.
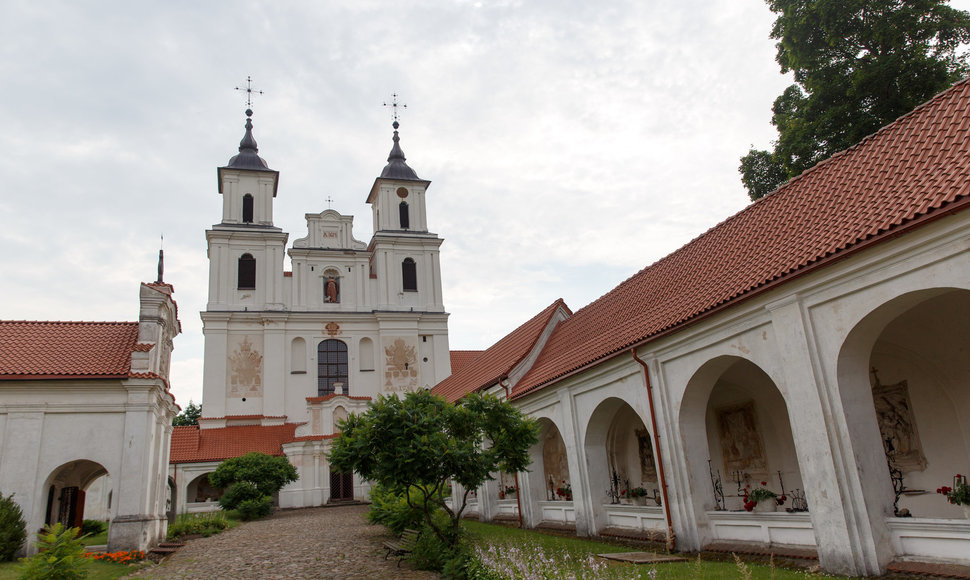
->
xmin=383 ymin=92 xmax=407 ymax=124
xmin=235 ymin=76 xmax=264 ymax=108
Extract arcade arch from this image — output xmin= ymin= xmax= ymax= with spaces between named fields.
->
xmin=42 ymin=460 xmax=108 ymax=528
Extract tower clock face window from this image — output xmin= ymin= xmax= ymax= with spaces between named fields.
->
xmin=402 ymin=258 xmax=417 ymax=292
xmin=238 ymin=254 xmax=256 ymax=289
xmin=242 ymin=194 xmax=254 ymax=223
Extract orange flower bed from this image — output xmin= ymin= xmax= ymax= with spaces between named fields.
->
xmin=84 ymin=550 xmax=145 ymax=564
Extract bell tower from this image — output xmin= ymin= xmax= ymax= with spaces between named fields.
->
xmin=366 ymin=120 xmax=444 ymax=312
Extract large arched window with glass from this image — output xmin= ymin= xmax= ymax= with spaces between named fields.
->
xmin=242 ymin=194 xmax=254 ymax=223
xmin=238 ymin=254 xmax=256 ymax=289
xmin=402 ymin=258 xmax=417 ymax=292
xmin=317 ymin=339 xmax=348 ymax=396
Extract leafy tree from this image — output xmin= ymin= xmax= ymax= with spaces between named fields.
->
xmin=328 ymin=391 xmax=539 ymax=547
xmin=172 ymin=401 xmax=202 ymax=426
xmin=0 ymin=492 xmax=26 ymax=561
xmin=209 ymin=452 xmax=297 ymax=517
xmin=741 ymin=0 xmax=970 ymax=199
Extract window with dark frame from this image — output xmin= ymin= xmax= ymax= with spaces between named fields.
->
xmin=238 ymin=254 xmax=256 ymax=289
xmin=242 ymin=194 xmax=254 ymax=223
xmin=399 ymin=201 xmax=410 ymax=229
xmin=317 ymin=339 xmax=348 ymax=396
xmin=402 ymin=258 xmax=417 ymax=291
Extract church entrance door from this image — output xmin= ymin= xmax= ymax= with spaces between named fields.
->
xmin=329 ymin=471 xmax=354 ymax=502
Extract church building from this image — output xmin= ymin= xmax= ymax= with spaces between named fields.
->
xmin=169 ymin=109 xmax=451 ymax=510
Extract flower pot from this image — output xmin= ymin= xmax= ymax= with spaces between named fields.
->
xmin=634 ymin=496 xmax=647 ymax=506
xmin=964 ymin=505 xmax=970 ymax=519
xmin=754 ymin=499 xmax=776 ymax=513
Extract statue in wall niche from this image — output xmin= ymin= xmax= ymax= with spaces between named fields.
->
xmin=717 ymin=401 xmax=768 ymax=474
xmin=324 ymin=277 xmax=339 ymax=303
xmin=635 ymin=429 xmax=658 ymax=482
xmin=871 ymin=369 xmax=926 ymax=473
xmin=229 ymin=336 xmax=263 ymax=396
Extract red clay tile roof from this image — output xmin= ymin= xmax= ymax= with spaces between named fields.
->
xmin=170 ymin=423 xmax=301 ymax=463
xmin=511 ymin=79 xmax=970 ymax=400
xmin=449 ymin=350 xmax=483 ymax=374
xmin=433 ymin=300 xmax=570 ymax=403
xmin=0 ymin=321 xmax=139 ymax=379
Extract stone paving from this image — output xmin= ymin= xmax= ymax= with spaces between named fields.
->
xmin=126 ymin=504 xmax=439 ymax=579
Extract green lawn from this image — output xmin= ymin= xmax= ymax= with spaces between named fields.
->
xmin=0 ymin=559 xmax=132 ymax=580
xmin=463 ymin=521 xmax=849 ymax=579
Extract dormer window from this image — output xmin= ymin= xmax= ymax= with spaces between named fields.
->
xmin=242 ymin=194 xmax=254 ymax=223
xmin=402 ymin=258 xmax=417 ymax=291
xmin=238 ymin=254 xmax=256 ymax=289
xmin=399 ymin=201 xmax=410 ymax=229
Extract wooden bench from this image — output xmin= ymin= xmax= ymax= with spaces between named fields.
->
xmin=382 ymin=528 xmax=420 ymax=567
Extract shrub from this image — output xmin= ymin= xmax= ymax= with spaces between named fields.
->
xmin=166 ymin=512 xmax=231 ymax=540
xmin=18 ymin=523 xmax=90 ymax=580
xmin=366 ymin=485 xmax=425 ymax=534
xmin=408 ymin=511 xmax=466 ymax=574
xmin=236 ymin=496 xmax=272 ymax=521
xmin=0 ymin=492 xmax=27 ymax=561
xmin=79 ymin=520 xmax=106 ymax=536
xmin=217 ymin=482 xmax=263 ymax=512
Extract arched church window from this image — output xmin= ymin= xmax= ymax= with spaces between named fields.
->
xmin=399 ymin=201 xmax=410 ymax=229
xmin=323 ymin=268 xmax=340 ymax=304
xmin=238 ymin=254 xmax=256 ymax=290
xmin=402 ymin=258 xmax=417 ymax=292
xmin=317 ymin=339 xmax=348 ymax=396
xmin=242 ymin=194 xmax=254 ymax=223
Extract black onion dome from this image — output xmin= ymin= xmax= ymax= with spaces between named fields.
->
xmin=380 ymin=121 xmax=420 ymax=180
xmin=227 ymin=109 xmax=272 ymax=170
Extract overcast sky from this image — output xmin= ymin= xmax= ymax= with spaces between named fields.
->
xmin=4 ymin=1 xmax=965 ymax=406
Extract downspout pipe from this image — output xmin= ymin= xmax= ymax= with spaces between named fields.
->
xmin=499 ymin=377 xmax=525 ymax=529
xmin=631 ymin=349 xmax=674 ymax=552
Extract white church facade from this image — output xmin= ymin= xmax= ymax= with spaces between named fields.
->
xmin=434 ymin=79 xmax=970 ymax=575
xmin=170 ymin=110 xmax=451 ymax=510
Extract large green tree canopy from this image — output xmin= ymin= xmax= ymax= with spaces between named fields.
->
xmin=328 ymin=390 xmax=539 ymax=544
xmin=740 ymin=0 xmax=970 ymax=200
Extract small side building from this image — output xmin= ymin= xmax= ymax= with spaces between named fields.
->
xmin=0 ymin=281 xmax=181 ymax=554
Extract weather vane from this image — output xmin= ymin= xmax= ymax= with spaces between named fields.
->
xmin=235 ymin=76 xmax=264 ymax=109
xmin=383 ymin=93 xmax=407 ymax=125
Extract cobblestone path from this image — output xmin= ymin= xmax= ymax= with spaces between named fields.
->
xmin=126 ymin=504 xmax=439 ymax=579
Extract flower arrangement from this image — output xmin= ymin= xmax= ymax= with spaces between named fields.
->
xmin=504 ymin=485 xmax=518 ymax=496
xmin=556 ymin=481 xmax=572 ymax=501
xmin=630 ymin=486 xmax=649 ymax=499
xmin=743 ymin=482 xmax=785 ymax=512
xmin=937 ymin=474 xmax=970 ymax=506
xmin=84 ymin=550 xmax=145 ymax=564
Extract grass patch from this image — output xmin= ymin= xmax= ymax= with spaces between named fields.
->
xmin=463 ymin=521 xmax=849 ymax=579
xmin=0 ymin=559 xmax=132 ymax=580
xmin=82 ymin=529 xmax=109 ymax=546
xmin=167 ymin=510 xmax=239 ymax=540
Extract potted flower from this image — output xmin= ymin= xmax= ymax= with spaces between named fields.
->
xmin=630 ymin=486 xmax=649 ymax=506
xmin=556 ymin=481 xmax=572 ymax=501
xmin=744 ymin=482 xmax=778 ymax=513
xmin=504 ymin=485 xmax=517 ymax=498
xmin=937 ymin=474 xmax=970 ymax=518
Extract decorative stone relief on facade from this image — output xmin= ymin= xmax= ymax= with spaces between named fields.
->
xmin=228 ymin=335 xmax=263 ymax=397
xmin=383 ymin=337 xmax=418 ymax=391
xmin=325 ymin=322 xmax=341 ymax=337
xmin=717 ymin=401 xmax=768 ymax=474
xmin=872 ymin=377 xmax=926 ymax=473
xmin=635 ymin=429 xmax=658 ymax=482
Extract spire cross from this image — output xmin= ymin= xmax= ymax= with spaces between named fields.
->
xmin=383 ymin=93 xmax=407 ymax=126
xmin=235 ymin=76 xmax=264 ymax=109
xmin=325 ymin=196 xmax=334 ymax=208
